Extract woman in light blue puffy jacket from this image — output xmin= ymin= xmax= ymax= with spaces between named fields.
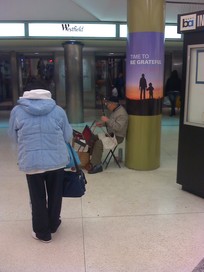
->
xmin=8 ymin=79 xmax=73 ymax=243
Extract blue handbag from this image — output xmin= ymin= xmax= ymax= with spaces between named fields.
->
xmin=63 ymin=143 xmax=87 ymax=198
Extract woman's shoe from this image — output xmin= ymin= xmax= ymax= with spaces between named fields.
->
xmin=32 ymin=231 xmax=52 ymax=243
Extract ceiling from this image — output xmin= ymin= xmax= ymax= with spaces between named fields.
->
xmin=0 ymin=0 xmax=204 ymax=54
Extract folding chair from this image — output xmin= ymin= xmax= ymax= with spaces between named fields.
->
xmin=102 ymin=145 xmax=121 ymax=169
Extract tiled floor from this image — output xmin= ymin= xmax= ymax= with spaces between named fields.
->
xmin=1 ymin=108 xmax=204 ymax=272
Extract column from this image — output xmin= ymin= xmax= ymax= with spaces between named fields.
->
xmin=10 ymin=51 xmax=18 ymax=105
xmin=63 ymin=41 xmax=84 ymax=123
xmin=125 ymin=0 xmax=165 ymax=170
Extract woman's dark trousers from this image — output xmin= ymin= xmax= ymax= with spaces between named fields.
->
xmin=26 ymin=168 xmax=64 ymax=240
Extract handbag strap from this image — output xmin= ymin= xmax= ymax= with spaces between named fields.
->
xmin=67 ymin=143 xmax=80 ymax=172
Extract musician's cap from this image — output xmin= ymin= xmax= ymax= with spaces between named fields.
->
xmin=107 ymin=96 xmax=119 ymax=103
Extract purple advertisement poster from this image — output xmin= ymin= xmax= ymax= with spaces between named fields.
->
xmin=126 ymin=32 xmax=164 ymax=101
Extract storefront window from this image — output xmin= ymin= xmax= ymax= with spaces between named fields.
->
xmin=95 ymin=56 xmax=126 ymax=108
xmin=18 ymin=55 xmax=55 ymax=99
xmin=0 ymin=54 xmax=12 ymax=108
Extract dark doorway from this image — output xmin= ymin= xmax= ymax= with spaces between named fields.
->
xmin=95 ymin=56 xmax=126 ymax=108
xmin=18 ymin=53 xmax=55 ymax=99
xmin=0 ymin=54 xmax=12 ymax=109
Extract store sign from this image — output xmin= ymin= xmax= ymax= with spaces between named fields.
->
xmin=178 ymin=10 xmax=204 ymax=33
xmin=179 ymin=14 xmax=197 ymax=32
xmin=28 ymin=23 xmax=116 ymax=38
xmin=0 ymin=23 xmax=25 ymax=37
xmin=119 ymin=24 xmax=181 ymax=39
xmin=119 ymin=24 xmax=127 ymax=38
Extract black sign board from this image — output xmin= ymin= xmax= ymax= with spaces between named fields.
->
xmin=178 ymin=10 xmax=204 ymax=33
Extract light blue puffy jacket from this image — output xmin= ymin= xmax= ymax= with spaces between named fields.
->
xmin=8 ymin=96 xmax=73 ymax=173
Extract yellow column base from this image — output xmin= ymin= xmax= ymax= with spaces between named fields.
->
xmin=125 ymin=115 xmax=161 ymax=170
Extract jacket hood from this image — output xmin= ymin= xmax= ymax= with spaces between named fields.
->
xmin=18 ymin=89 xmax=56 ymax=116
xmin=20 ymin=89 xmax=52 ymax=99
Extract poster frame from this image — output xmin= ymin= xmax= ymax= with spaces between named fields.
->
xmin=184 ymin=44 xmax=204 ymax=128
